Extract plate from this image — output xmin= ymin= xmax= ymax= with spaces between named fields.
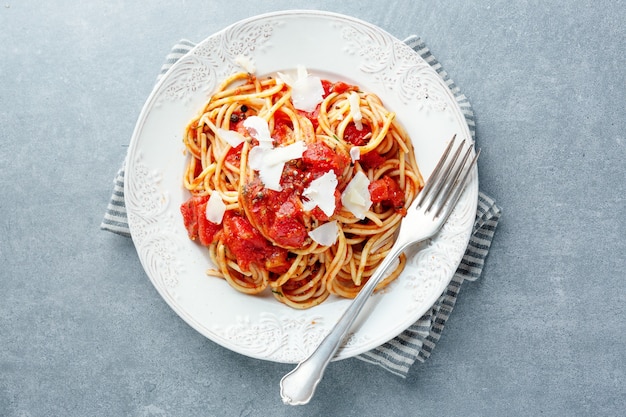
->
xmin=125 ymin=10 xmax=478 ymax=363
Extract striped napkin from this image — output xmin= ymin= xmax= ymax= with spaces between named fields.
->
xmin=101 ymin=36 xmax=501 ymax=377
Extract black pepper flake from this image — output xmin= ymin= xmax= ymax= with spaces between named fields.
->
xmin=230 ymin=114 xmax=239 ymax=123
xmin=240 ymin=105 xmax=248 ymax=113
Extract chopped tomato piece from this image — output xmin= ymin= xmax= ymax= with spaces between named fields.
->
xmin=180 ymin=195 xmax=206 ymax=240
xmin=343 ymin=123 xmax=372 ymax=146
xmin=302 ymin=142 xmax=349 ymax=177
xmin=222 ymin=211 xmax=292 ymax=273
xmin=321 ymin=80 xmax=358 ymax=97
xmin=196 ymin=200 xmax=221 ymax=245
xmin=369 ymin=176 xmax=405 ymax=211
xmin=359 ymin=151 xmax=386 ymax=170
xmin=321 ymin=79 xmax=333 ymax=97
xmin=180 ymin=195 xmax=220 ymax=245
xmin=272 ymin=199 xmax=308 ymax=247
xmin=269 ymin=216 xmax=308 ymax=249
xmin=222 ymin=211 xmax=268 ymax=268
xmin=330 ymin=81 xmax=356 ymax=95
xmin=264 ymin=250 xmax=291 ymax=274
xmin=241 ymin=176 xmax=308 ymax=249
xmin=225 ymin=142 xmax=244 ymax=167
xmin=297 ymin=106 xmax=321 ymax=131
xmin=271 ymin=116 xmax=294 ymax=145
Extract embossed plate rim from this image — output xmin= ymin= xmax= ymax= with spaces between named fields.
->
xmin=125 ymin=10 xmax=478 ymax=363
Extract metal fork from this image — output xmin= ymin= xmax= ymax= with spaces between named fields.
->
xmin=279 ymin=135 xmax=480 ymax=405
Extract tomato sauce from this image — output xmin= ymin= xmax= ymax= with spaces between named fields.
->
xmin=241 ymin=173 xmax=308 ymax=249
xmin=296 ymin=80 xmax=359 ymax=131
xmin=222 ymin=211 xmax=291 ymax=274
xmin=321 ymin=79 xmax=357 ymax=96
xmin=180 ymin=195 xmax=221 ymax=245
xmin=224 ymin=142 xmax=244 ymax=167
xmin=301 ymin=142 xmax=349 ymax=177
xmin=271 ymin=116 xmax=295 ymax=145
xmin=181 ymin=79 xmax=408 ymax=276
xmin=343 ymin=123 xmax=372 ymax=146
xmin=240 ymin=139 xmax=349 ymax=249
xmin=358 ymin=151 xmax=386 ymax=170
xmin=368 ymin=176 xmax=406 ymax=214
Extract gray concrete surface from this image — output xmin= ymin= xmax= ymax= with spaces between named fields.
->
xmin=1 ymin=0 xmax=624 ymax=416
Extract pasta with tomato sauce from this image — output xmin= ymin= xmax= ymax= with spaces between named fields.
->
xmin=180 ymin=69 xmax=423 ymax=309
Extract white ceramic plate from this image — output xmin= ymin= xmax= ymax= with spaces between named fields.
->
xmin=125 ymin=10 xmax=478 ymax=363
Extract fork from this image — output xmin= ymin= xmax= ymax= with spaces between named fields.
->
xmin=279 ymin=134 xmax=480 ymax=405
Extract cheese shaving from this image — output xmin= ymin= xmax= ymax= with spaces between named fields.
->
xmin=248 ymin=141 xmax=306 ymax=191
xmin=216 ymin=128 xmax=245 ymax=148
xmin=235 ymin=55 xmax=256 ymax=73
xmin=278 ymin=65 xmax=324 ymax=112
xmin=341 ymin=171 xmax=372 ymax=219
xmin=243 ymin=116 xmax=273 ymax=148
xmin=302 ymin=171 xmax=338 ymax=216
xmin=205 ymin=192 xmax=226 ymax=224
xmin=350 ymin=147 xmax=361 ymax=162
xmin=308 ymin=221 xmax=339 ymax=246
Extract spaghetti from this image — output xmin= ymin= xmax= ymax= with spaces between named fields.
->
xmin=180 ymin=70 xmax=423 ymax=309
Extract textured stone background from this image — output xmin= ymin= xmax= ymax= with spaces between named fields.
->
xmin=1 ymin=1 xmax=624 ymax=416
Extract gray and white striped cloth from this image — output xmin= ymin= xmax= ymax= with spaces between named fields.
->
xmin=101 ymin=36 xmax=501 ymax=378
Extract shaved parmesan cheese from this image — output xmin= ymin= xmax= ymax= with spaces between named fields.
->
xmin=350 ymin=147 xmax=361 ymax=162
xmin=296 ymin=65 xmax=308 ymax=80
xmin=279 ymin=65 xmax=324 ymax=112
xmin=235 ymin=55 xmax=256 ymax=73
xmin=276 ymin=71 xmax=295 ymax=86
xmin=256 ymin=159 xmax=284 ymax=191
xmin=205 ymin=192 xmax=226 ymax=224
xmin=341 ymin=171 xmax=372 ymax=219
xmin=348 ymin=91 xmax=363 ymax=130
xmin=308 ymin=221 xmax=339 ymax=246
xmin=243 ymin=116 xmax=273 ymax=148
xmin=302 ymin=171 xmax=338 ymax=216
xmin=216 ymin=128 xmax=245 ymax=148
xmin=271 ymin=140 xmax=307 ymax=162
xmin=248 ymin=141 xmax=306 ymax=191
xmin=293 ymin=77 xmax=324 ymax=112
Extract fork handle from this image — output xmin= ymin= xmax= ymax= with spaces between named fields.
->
xmin=279 ymin=241 xmax=408 ymax=405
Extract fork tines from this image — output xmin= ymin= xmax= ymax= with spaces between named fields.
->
xmin=415 ymin=134 xmax=480 ymax=218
